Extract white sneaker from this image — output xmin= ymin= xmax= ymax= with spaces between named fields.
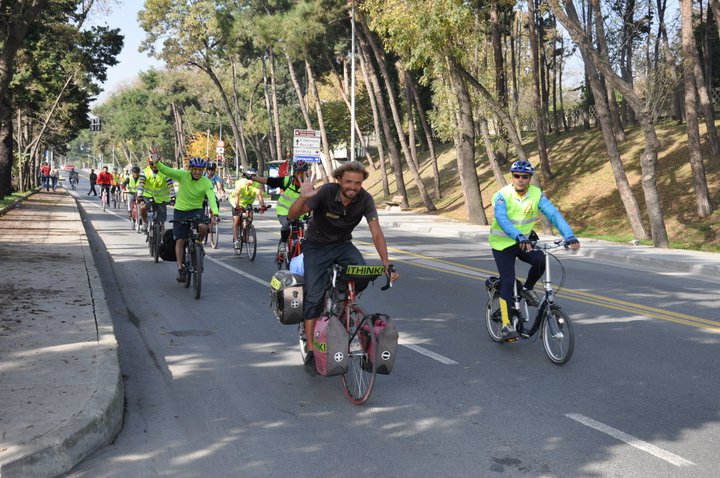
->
xmin=278 ymin=242 xmax=287 ymax=253
xmin=140 ymin=224 xmax=147 ymax=233
xmin=234 ymin=240 xmax=241 ymax=249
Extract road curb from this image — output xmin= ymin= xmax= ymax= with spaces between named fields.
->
xmin=0 ymin=195 xmax=124 ymax=478
xmin=0 ymin=189 xmax=39 ymax=217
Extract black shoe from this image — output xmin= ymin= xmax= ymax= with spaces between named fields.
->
xmin=520 ymin=288 xmax=539 ymax=307
xmin=501 ymin=324 xmax=519 ymax=341
xmin=304 ymin=352 xmax=318 ymax=376
xmin=176 ymin=266 xmax=187 ymax=283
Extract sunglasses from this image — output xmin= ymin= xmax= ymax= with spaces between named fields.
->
xmin=512 ymin=174 xmax=530 ymax=179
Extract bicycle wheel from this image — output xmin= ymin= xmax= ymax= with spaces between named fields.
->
xmin=341 ymin=308 xmax=377 ymax=405
xmin=192 ymin=244 xmax=202 ymax=299
xmin=298 ymin=322 xmax=307 ymax=363
xmin=275 ymin=242 xmax=285 ymax=270
xmin=153 ymin=222 xmax=161 ymax=263
xmin=485 ymin=290 xmax=503 ymax=343
xmin=101 ymin=192 xmax=107 ymax=211
xmin=184 ymin=246 xmax=192 ymax=288
xmin=210 ymin=221 xmax=219 ymax=249
xmin=542 ymin=306 xmax=574 ymax=365
xmin=234 ymin=227 xmax=243 ymax=255
xmin=111 ymin=193 xmax=117 ymax=209
xmin=147 ymin=221 xmax=155 ymax=257
xmin=246 ymin=225 xmax=257 ymax=261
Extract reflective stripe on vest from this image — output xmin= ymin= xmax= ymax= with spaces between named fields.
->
xmin=276 ymin=177 xmax=300 ymax=216
xmin=489 ymin=184 xmax=542 ymax=250
xmin=142 ymin=167 xmax=171 ymax=202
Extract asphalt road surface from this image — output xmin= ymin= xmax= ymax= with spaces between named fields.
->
xmin=65 ymin=175 xmax=720 ymax=477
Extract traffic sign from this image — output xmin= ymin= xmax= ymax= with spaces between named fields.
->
xmin=216 ymin=147 xmax=224 ymax=154
xmin=293 ymin=128 xmax=321 ymax=162
xmin=293 ymin=129 xmax=320 ymax=138
xmin=294 ymin=137 xmax=321 ymax=148
xmin=293 ymin=147 xmax=321 ymax=156
xmin=217 ymin=140 xmax=224 ymax=148
xmin=294 ymin=155 xmax=321 ymax=163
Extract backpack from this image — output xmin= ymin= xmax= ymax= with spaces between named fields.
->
xmin=159 ymin=229 xmax=176 ymax=261
xmin=364 ymin=314 xmax=399 ymax=375
xmin=312 ymin=314 xmax=349 ymax=376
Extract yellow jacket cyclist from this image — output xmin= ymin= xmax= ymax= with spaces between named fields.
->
xmin=155 ymin=157 xmax=219 ymax=282
xmin=489 ymin=160 xmax=580 ymax=340
xmin=122 ymin=166 xmax=142 ymax=219
xmin=137 ymin=156 xmax=175 ymax=232
xmin=229 ymin=172 xmax=266 ymax=247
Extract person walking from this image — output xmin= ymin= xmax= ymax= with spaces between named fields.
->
xmin=50 ymin=167 xmax=59 ymax=191
xmin=40 ymin=162 xmax=51 ymax=191
xmin=88 ymin=169 xmax=98 ymax=196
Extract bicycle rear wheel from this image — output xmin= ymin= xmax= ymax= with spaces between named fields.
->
xmin=485 ymin=290 xmax=503 ymax=343
xmin=298 ymin=322 xmax=307 ymax=363
xmin=184 ymin=246 xmax=193 ymax=288
xmin=542 ymin=306 xmax=574 ymax=365
xmin=246 ymin=225 xmax=257 ymax=261
xmin=147 ymin=221 xmax=155 ymax=257
xmin=192 ymin=244 xmax=202 ymax=299
xmin=341 ymin=308 xmax=377 ymax=405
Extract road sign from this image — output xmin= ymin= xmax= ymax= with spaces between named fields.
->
xmin=217 ymin=140 xmax=224 ymax=148
xmin=216 ymin=147 xmax=224 ymax=154
xmin=293 ymin=129 xmax=321 ymax=162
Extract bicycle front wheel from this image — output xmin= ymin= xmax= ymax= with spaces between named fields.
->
xmin=210 ymin=222 xmax=219 ymax=249
xmin=147 ymin=222 xmax=155 ymax=257
xmin=246 ymin=225 xmax=257 ymax=261
xmin=192 ymin=244 xmax=203 ymax=299
xmin=485 ymin=290 xmax=503 ymax=343
xmin=542 ymin=306 xmax=574 ymax=365
xmin=153 ymin=223 xmax=161 ymax=263
xmin=341 ymin=308 xmax=377 ymax=405
xmin=184 ymin=246 xmax=192 ymax=289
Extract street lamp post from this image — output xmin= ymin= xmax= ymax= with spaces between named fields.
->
xmin=350 ymin=0 xmax=356 ymax=163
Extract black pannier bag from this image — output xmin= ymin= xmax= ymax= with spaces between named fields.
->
xmin=270 ymin=270 xmax=304 ymax=325
xmin=159 ymin=229 xmax=176 ymax=261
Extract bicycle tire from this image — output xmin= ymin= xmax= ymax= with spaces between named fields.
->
xmin=192 ymin=244 xmax=202 ymax=299
xmin=298 ymin=322 xmax=307 ymax=363
xmin=184 ymin=246 xmax=192 ymax=288
xmin=153 ymin=222 xmax=161 ymax=263
xmin=246 ymin=225 xmax=257 ymax=261
xmin=275 ymin=241 xmax=285 ymax=270
xmin=542 ymin=306 xmax=574 ymax=365
xmin=485 ymin=290 xmax=504 ymax=343
xmin=234 ymin=227 xmax=243 ymax=255
xmin=341 ymin=307 xmax=377 ymax=405
xmin=147 ymin=221 xmax=155 ymax=257
xmin=210 ymin=222 xmax=219 ymax=249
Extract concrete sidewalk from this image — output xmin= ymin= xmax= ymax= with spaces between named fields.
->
xmin=0 ymin=190 xmax=123 ymax=478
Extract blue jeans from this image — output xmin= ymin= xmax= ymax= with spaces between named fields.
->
xmin=302 ymin=240 xmax=365 ymax=320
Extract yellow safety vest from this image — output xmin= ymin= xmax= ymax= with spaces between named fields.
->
xmin=141 ymin=166 xmax=171 ymax=202
xmin=489 ymin=184 xmax=542 ymax=250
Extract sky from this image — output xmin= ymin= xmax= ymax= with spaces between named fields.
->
xmin=89 ymin=0 xmax=164 ymax=106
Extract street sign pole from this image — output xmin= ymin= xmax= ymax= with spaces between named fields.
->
xmin=350 ymin=0 xmax=356 ymax=163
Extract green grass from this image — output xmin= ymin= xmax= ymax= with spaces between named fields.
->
xmin=0 ymin=190 xmax=35 ymax=208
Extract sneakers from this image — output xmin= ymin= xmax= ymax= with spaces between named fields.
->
xmin=234 ymin=240 xmax=241 ymax=249
xmin=278 ymin=241 xmax=287 ymax=254
xmin=304 ymin=351 xmax=317 ymax=376
xmin=139 ymin=224 xmax=148 ymax=233
xmin=501 ymin=323 xmax=519 ymax=341
xmin=176 ymin=266 xmax=187 ymax=283
xmin=520 ymin=287 xmax=539 ymax=307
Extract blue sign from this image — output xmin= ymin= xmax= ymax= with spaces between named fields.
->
xmin=294 ymin=155 xmax=321 ymax=163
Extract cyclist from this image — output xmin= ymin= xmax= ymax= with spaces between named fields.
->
xmin=229 ymin=171 xmax=266 ymax=248
xmin=245 ymin=159 xmax=309 ymax=256
xmin=110 ymin=167 xmax=122 ymax=203
xmin=137 ymin=155 xmax=175 ymax=233
xmin=68 ymin=166 xmax=79 ymax=187
xmin=204 ymin=161 xmax=226 ymax=204
xmin=152 ymin=154 xmax=219 ymax=283
xmin=288 ymin=160 xmax=399 ymax=375
xmin=96 ymin=166 xmax=113 ymax=204
xmin=122 ymin=166 xmax=142 ymax=219
xmin=489 ymin=160 xmax=580 ymax=340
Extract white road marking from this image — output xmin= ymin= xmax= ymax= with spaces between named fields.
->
xmin=205 ymin=255 xmax=270 ymax=287
xmin=565 ymin=413 xmax=695 ymax=467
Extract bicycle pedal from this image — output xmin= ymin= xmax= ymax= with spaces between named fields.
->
xmin=504 ymin=337 xmax=519 ymax=343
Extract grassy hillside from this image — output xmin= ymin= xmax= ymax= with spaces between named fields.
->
xmin=363 ymin=119 xmax=720 ymax=252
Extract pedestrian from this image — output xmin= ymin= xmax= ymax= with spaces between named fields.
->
xmin=40 ymin=162 xmax=50 ymax=191
xmin=88 ymin=169 xmax=98 ymax=196
xmin=50 ymin=167 xmax=58 ymax=191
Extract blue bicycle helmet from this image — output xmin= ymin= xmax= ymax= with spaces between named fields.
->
xmin=189 ymin=157 xmax=207 ymax=168
xmin=510 ymin=160 xmax=535 ymax=175
xmin=294 ymin=160 xmax=309 ymax=173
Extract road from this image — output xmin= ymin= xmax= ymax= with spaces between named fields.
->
xmin=65 ymin=175 xmax=720 ymax=477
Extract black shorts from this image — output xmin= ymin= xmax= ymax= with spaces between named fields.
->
xmin=173 ymin=209 xmax=205 ymax=240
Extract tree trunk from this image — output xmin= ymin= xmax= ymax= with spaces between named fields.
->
xmin=356 ymin=18 xmax=408 ymax=207
xmin=401 ymin=67 xmax=420 ymax=172
xmin=261 ymin=55 xmax=277 ymax=164
xmin=711 ymin=0 xmax=720 ymax=40
xmin=691 ymin=9 xmax=720 ymax=160
xmin=406 ymin=69 xmax=441 ymax=199
xmin=286 ymin=53 xmax=312 ymax=128
xmin=479 ymin=116 xmax=507 ymax=187
xmin=305 ymin=60 xmax=332 ymax=182
xmin=448 ymin=57 xmax=487 ymax=225
xmin=550 ymin=0 xmax=670 ymax=247
xmin=528 ymin=0 xmax=553 ymax=181
xmin=681 ymin=0 xmax=713 ymax=216
xmin=358 ymin=47 xmax=390 ymax=197
xmin=359 ymin=14 xmax=435 ymax=211
xmin=268 ymin=46 xmax=283 ymax=162
xmin=590 ymin=0 xmax=626 ymax=142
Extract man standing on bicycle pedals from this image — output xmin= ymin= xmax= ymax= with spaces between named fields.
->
xmin=244 ymin=157 xmax=309 ymax=255
xmin=490 ymin=160 xmax=580 ymax=340
xmin=151 ymin=152 xmax=219 ymax=283
xmin=137 ymin=154 xmax=175 ymax=234
xmin=122 ymin=166 xmax=141 ymax=219
xmin=229 ymin=171 xmax=266 ymax=248
xmin=288 ymin=161 xmax=400 ymax=375
xmin=96 ymin=166 xmax=113 ymax=203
